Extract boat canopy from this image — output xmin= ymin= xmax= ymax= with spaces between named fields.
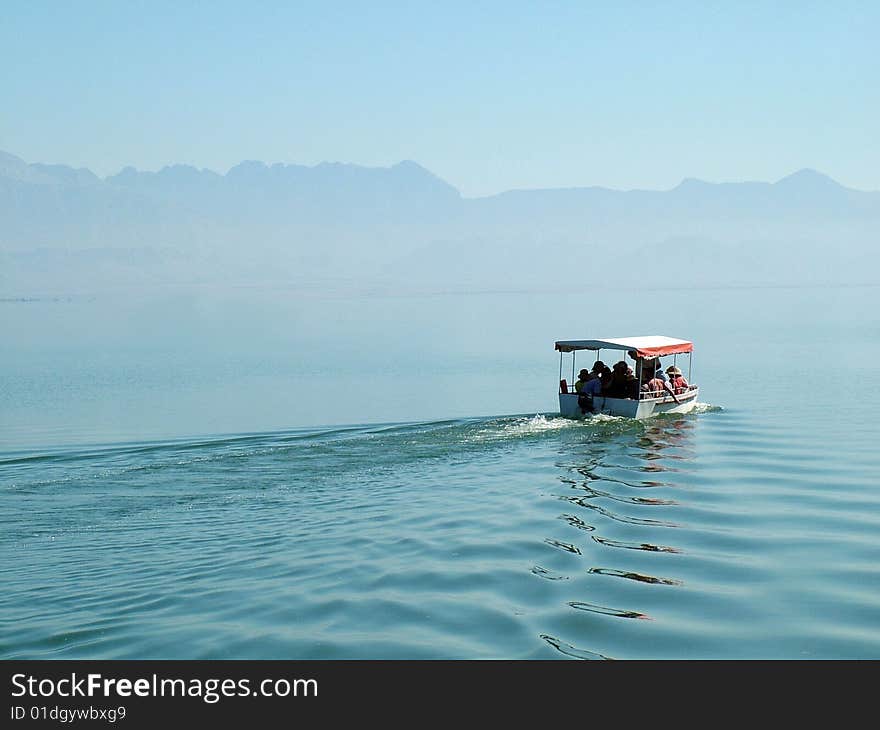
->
xmin=554 ymin=336 xmax=693 ymax=358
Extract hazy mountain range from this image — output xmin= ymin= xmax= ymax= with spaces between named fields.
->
xmin=1 ymin=150 xmax=877 ymax=296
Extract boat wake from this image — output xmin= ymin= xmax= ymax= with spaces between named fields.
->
xmin=2 ymin=404 xmax=723 ymax=477
xmin=498 ymin=414 xmax=577 ymax=435
xmin=463 ymin=414 xmax=577 ymax=444
xmin=584 ymin=413 xmax=628 ymax=423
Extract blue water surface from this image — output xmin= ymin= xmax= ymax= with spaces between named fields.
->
xmin=2 ymin=284 xmax=879 ymax=658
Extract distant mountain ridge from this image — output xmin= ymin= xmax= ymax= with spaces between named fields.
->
xmin=1 ymin=149 xmax=874 ymax=196
xmin=1 ymin=150 xmax=877 ymax=295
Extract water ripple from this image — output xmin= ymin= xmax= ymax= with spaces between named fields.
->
xmin=588 ymin=567 xmax=683 ymax=586
xmin=4 ymin=393 xmax=880 ymax=659
xmin=531 ymin=566 xmax=570 ymax=581
xmin=567 ymin=601 xmax=652 ymax=620
xmin=591 ymin=535 xmax=681 ymax=553
xmin=540 ymin=634 xmax=612 ymax=660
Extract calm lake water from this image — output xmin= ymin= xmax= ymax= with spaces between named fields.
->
xmin=2 ymin=284 xmax=879 ymax=658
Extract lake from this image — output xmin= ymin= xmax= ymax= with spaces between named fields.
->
xmin=2 ymin=283 xmax=878 ymax=658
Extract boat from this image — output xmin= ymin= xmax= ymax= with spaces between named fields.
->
xmin=555 ymin=336 xmax=699 ymax=419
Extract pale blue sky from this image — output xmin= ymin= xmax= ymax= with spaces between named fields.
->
xmin=2 ymin=1 xmax=877 ymax=196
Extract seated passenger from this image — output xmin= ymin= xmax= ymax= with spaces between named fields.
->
xmin=593 ymin=361 xmax=612 ymax=391
xmin=665 ymin=366 xmax=689 ymax=394
xmin=626 ymin=367 xmax=640 ymax=399
xmin=577 ymin=365 xmax=604 ymax=413
xmin=644 ymin=372 xmax=668 ymax=398
xmin=604 ymin=361 xmax=630 ymax=398
xmin=574 ymin=368 xmax=592 ymax=394
xmin=582 ymin=369 xmax=604 ymax=397
xmin=629 ymin=350 xmax=659 ymax=386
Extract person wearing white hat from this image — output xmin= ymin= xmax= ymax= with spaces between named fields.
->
xmin=665 ymin=365 xmax=689 ymax=394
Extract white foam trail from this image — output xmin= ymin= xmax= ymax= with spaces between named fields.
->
xmin=502 ymin=414 xmax=577 ymax=434
xmin=584 ymin=413 xmax=626 ymax=423
xmin=466 ymin=414 xmax=577 ymax=443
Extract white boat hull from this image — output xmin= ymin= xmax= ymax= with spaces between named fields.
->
xmin=559 ymin=387 xmax=699 ymax=420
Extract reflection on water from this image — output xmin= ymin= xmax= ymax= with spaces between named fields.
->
xmin=591 ymin=535 xmax=681 ymax=553
xmin=587 ymin=567 xmax=683 ymax=586
xmin=539 ymin=634 xmax=612 ymax=661
xmin=541 ymin=415 xmax=699 ymax=659
xmin=567 ymin=601 xmax=652 ymax=620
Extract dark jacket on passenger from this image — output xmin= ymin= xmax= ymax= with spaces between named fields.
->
xmin=604 ymin=372 xmax=631 ymax=398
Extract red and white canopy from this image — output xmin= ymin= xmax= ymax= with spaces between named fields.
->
xmin=555 ymin=336 xmax=693 ymax=358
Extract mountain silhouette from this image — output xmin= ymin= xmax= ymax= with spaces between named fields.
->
xmin=1 ymin=151 xmax=877 ymax=295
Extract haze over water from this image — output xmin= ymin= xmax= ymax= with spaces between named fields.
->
xmin=3 ymin=283 xmax=878 ymax=659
